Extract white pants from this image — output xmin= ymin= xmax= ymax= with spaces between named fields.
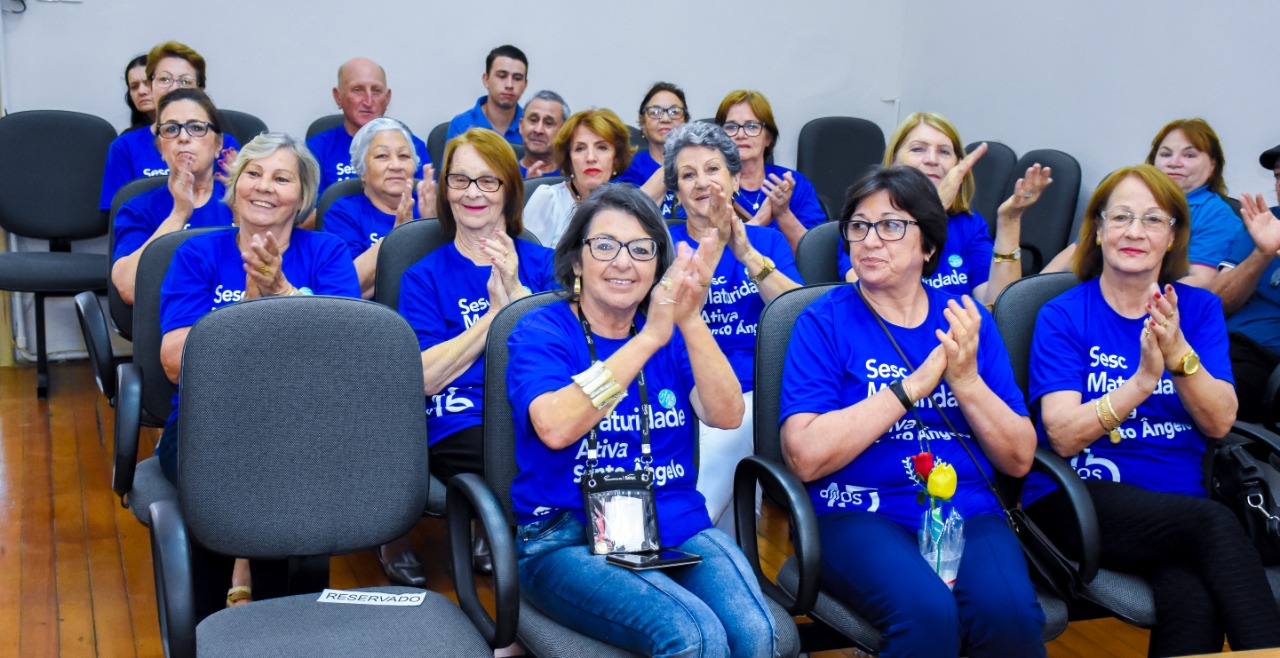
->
xmin=696 ymin=391 xmax=757 ymax=537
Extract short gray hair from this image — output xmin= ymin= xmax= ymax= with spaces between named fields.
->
xmin=222 ymin=132 xmax=320 ymax=225
xmin=349 ymin=117 xmax=419 ymax=178
xmin=528 ymin=89 xmax=570 ymax=122
xmin=662 ymin=122 xmax=742 ymax=191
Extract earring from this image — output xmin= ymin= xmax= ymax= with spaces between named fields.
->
xmin=1095 ymin=235 xmax=1102 ymax=246
xmin=1167 ymin=242 xmax=1174 ymax=253
xmin=573 ymin=275 xmax=581 ymax=297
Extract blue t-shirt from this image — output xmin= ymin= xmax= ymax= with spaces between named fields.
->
xmin=780 ymin=285 xmax=1025 ymax=527
xmin=100 ymin=126 xmax=240 ymax=212
xmin=397 ymin=240 xmax=557 ymax=444
xmin=1221 ymin=210 xmax=1280 ymax=352
xmin=1186 ymin=185 xmax=1240 ymax=269
xmin=306 ymin=125 xmax=432 ymax=195
xmin=838 ymin=211 xmax=993 ymax=296
xmin=508 ymin=301 xmax=710 ymax=546
xmin=734 ymin=164 xmax=825 ymax=230
xmin=159 ymin=228 xmax=360 ymax=426
xmin=112 ymin=181 xmax=234 ymax=262
xmin=322 ymin=193 xmax=400 ymax=259
xmin=616 ymin=150 xmax=681 ymax=219
xmin=669 ymin=223 xmax=801 ymax=392
xmin=446 ymin=96 xmax=523 ymax=144
xmin=1020 ymin=280 xmax=1233 ymax=504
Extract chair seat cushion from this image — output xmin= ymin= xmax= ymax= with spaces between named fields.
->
xmin=127 ymin=456 xmax=177 ymax=527
xmin=0 ymin=251 xmax=107 ymax=292
xmin=517 ymin=591 xmax=800 ymax=657
xmin=1269 ymin=566 xmax=1280 ymax=609
xmin=196 ymin=586 xmax=491 ymax=657
xmin=1081 ymin=568 xmax=1156 ymax=628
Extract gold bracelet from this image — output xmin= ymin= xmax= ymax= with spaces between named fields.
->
xmin=1100 ymin=394 xmax=1124 ymax=443
xmin=750 ymin=256 xmax=776 ymax=285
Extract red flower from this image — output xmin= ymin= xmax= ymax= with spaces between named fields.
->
xmin=911 ymin=452 xmax=934 ymax=481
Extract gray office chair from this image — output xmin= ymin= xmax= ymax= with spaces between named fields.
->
xmin=107 ymin=175 xmax=168 ymax=341
xmin=427 ymin=122 xmax=450 ymax=173
xmin=965 ymin=140 xmax=1018 ymax=234
xmin=219 ymin=109 xmax=268 ymax=146
xmin=148 ymin=295 xmax=512 ymax=657
xmin=0 ymin=110 xmax=117 ymax=397
xmin=1003 ymin=149 xmax=1081 ymax=274
xmin=794 ymin=221 xmax=843 ymax=285
xmin=314 ymin=178 xmax=364 ymax=232
xmin=305 ymin=114 xmax=344 ymax=140
xmin=796 ymin=117 xmax=885 ymax=217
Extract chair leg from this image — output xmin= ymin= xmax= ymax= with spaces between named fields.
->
xmin=34 ymin=292 xmax=48 ymax=399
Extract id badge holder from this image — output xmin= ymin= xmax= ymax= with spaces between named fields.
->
xmin=582 ymin=469 xmax=660 ymax=555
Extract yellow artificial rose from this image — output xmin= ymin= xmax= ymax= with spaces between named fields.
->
xmin=927 ymin=463 xmax=957 ymax=500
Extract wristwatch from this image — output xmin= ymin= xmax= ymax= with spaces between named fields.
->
xmin=1169 ymin=349 xmax=1200 ymax=377
xmin=993 ymin=248 xmax=1021 ymax=263
xmin=750 ymin=256 xmax=777 ymax=285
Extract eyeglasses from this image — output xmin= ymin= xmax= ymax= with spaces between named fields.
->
xmin=644 ymin=105 xmax=686 ymax=121
xmin=151 ymin=75 xmax=197 ymax=89
xmin=583 ymin=236 xmax=659 ymax=262
xmin=157 ymin=120 xmax=215 ymax=139
xmin=843 ymin=218 xmax=920 ymax=242
xmin=722 ymin=121 xmax=765 ymax=137
xmin=1100 ymin=209 xmax=1176 ymax=232
xmin=445 ymin=173 xmax=503 ymax=193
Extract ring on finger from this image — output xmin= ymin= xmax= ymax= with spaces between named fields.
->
xmin=659 ymin=277 xmax=673 ymax=291
xmin=658 ymin=297 xmax=677 ymax=305
xmin=1022 ymin=192 xmax=1033 ymax=199
xmin=257 ymin=266 xmax=271 ymax=276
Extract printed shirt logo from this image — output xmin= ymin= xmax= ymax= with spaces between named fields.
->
xmin=948 ymin=253 xmax=963 ymax=268
xmin=658 ymin=388 xmax=676 ymax=410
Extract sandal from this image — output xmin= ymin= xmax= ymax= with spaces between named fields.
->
xmin=226 ymin=585 xmax=253 ymax=607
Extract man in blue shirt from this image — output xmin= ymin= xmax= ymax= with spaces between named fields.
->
xmin=518 ymin=90 xmax=567 ymax=179
xmin=1211 ymin=144 xmax=1280 ymax=422
xmin=307 ymin=57 xmax=431 ymax=194
xmin=445 ymin=45 xmax=528 ymax=144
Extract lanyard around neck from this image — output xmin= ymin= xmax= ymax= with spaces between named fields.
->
xmin=575 ymin=304 xmax=652 ymax=473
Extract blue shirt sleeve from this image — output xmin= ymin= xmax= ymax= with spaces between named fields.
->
xmin=764 ymin=227 xmax=802 ymax=283
xmin=1027 ymin=292 xmax=1086 ymax=406
xmin=786 ymin=170 xmax=827 ymax=230
xmin=1223 ymin=224 xmax=1256 ymax=268
xmin=307 ymin=233 xmax=361 ymax=297
xmin=1188 ymin=193 xmax=1241 ymax=268
xmin=113 ymin=193 xmax=159 ymax=262
xmin=100 ymin=134 xmax=136 ymax=212
xmin=412 ymin=134 xmax=432 ymax=166
xmin=1182 ymin=285 xmax=1234 ymax=386
xmin=397 ymin=260 xmax=448 ymax=352
xmin=780 ymin=296 xmax=845 ymax=420
xmin=507 ymin=307 xmax=578 ymax=432
xmin=961 ymin=211 xmax=994 ymax=290
xmin=322 ymin=196 xmax=369 ymax=259
xmin=159 ymin=240 xmax=216 ymax=334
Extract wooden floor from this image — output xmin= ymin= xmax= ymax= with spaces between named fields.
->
xmin=1 ymin=360 xmax=1158 ymax=657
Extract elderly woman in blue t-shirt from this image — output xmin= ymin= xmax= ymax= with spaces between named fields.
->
xmin=1021 ymin=164 xmax=1280 ymax=656
xmin=781 ymin=166 xmax=1044 ymax=656
xmin=663 ymin=121 xmax=802 ymax=533
xmin=506 ymin=185 xmax=783 ymax=657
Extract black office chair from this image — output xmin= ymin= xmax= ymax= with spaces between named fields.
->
xmin=442 ymin=292 xmax=801 ymax=657
xmin=427 ymin=122 xmax=450 ymax=174
xmin=965 ymin=141 xmax=1018 ymax=234
xmin=628 ymin=124 xmax=648 ymax=150
xmin=112 ymin=228 xmax=222 ymax=527
xmin=524 ymin=174 xmax=566 ymax=209
xmin=74 ymin=291 xmax=121 ymax=405
xmin=105 ymin=175 xmax=169 ymax=344
xmin=305 ymin=114 xmax=344 ymax=141
xmin=314 ymin=178 xmax=364 ymax=232
xmin=796 ymin=117 xmax=885 ymax=217
xmin=794 ymin=221 xmax=843 ymax=285
xmin=0 ymin=110 xmax=117 ymax=397
xmin=219 ymin=109 xmax=268 ymax=146
xmin=148 ymin=295 xmax=512 ymax=657
xmin=1004 ymin=149 xmax=1081 ymax=274
xmin=750 ymin=284 xmax=1073 ymax=654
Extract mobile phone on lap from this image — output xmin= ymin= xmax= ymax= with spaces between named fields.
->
xmin=606 ymin=549 xmax=702 ymax=570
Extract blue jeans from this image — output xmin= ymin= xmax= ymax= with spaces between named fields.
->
xmin=818 ymin=511 xmax=1046 ymax=658
xmin=517 ymin=512 xmax=781 ymax=658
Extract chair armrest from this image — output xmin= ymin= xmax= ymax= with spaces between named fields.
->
xmin=74 ymin=290 xmax=115 ymax=403
xmin=732 ymin=455 xmax=820 ymax=615
xmin=112 ymin=363 xmax=143 ymax=502
xmin=1230 ymin=421 xmax=1280 ymax=457
xmin=1031 ymin=446 xmax=1099 ymax=584
xmin=149 ymin=499 xmax=196 ymax=658
xmin=446 ymin=473 xmax=517 ymax=650
xmin=1266 ymin=363 xmax=1280 ymax=435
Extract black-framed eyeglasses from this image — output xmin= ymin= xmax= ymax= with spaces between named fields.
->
xmin=445 ymin=173 xmax=503 ymax=193
xmin=722 ymin=121 xmax=765 ymax=137
xmin=151 ymin=75 xmax=196 ymax=89
xmin=843 ymin=218 xmax=920 ymax=242
xmin=644 ymin=105 xmax=686 ymax=121
xmin=157 ymin=120 xmax=215 ymax=139
xmin=583 ymin=236 xmax=659 ymax=262
xmin=1100 ymin=208 xmax=1176 ymax=232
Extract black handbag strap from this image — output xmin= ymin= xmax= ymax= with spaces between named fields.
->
xmin=854 ymin=285 xmax=1014 ymax=513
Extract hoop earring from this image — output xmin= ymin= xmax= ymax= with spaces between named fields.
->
xmin=573 ymin=275 xmax=581 ymax=298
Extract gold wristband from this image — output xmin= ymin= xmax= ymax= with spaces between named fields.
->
xmin=750 ymin=256 xmax=776 ymax=285
xmin=992 ymin=248 xmax=1021 ymax=263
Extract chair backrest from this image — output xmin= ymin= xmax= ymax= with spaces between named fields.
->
xmin=133 ymin=228 xmax=223 ymax=425
xmin=628 ymin=124 xmax=648 ymax=150
xmin=482 ymin=292 xmax=564 ymax=523
xmin=524 ymin=175 xmax=566 ymax=206
xmin=1006 ymin=149 xmax=1081 ymax=273
xmin=0 ymin=110 xmax=116 ymax=241
xmin=315 ymin=178 xmax=364 ymax=232
xmin=965 ymin=141 xmax=1017 ymax=233
xmin=794 ymin=221 xmax=843 ymax=285
xmin=108 ymin=176 xmax=169 ymax=340
xmin=427 ymin=122 xmax=450 ymax=173
xmin=178 ymin=296 xmax=428 ymax=557
xmin=1222 ymin=194 xmax=1243 ymax=218
xmin=219 ymin=109 xmax=268 ymax=146
xmin=372 ymin=219 xmax=542 ymax=312
xmin=796 ymin=117 xmax=886 ymax=216
xmin=306 ymin=114 xmax=344 ymax=141
xmin=991 ymin=272 xmax=1079 ymax=399
xmin=754 ymin=284 xmax=847 ymax=462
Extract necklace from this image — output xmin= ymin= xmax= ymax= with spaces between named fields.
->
xmin=735 ymin=187 xmax=767 ymax=212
